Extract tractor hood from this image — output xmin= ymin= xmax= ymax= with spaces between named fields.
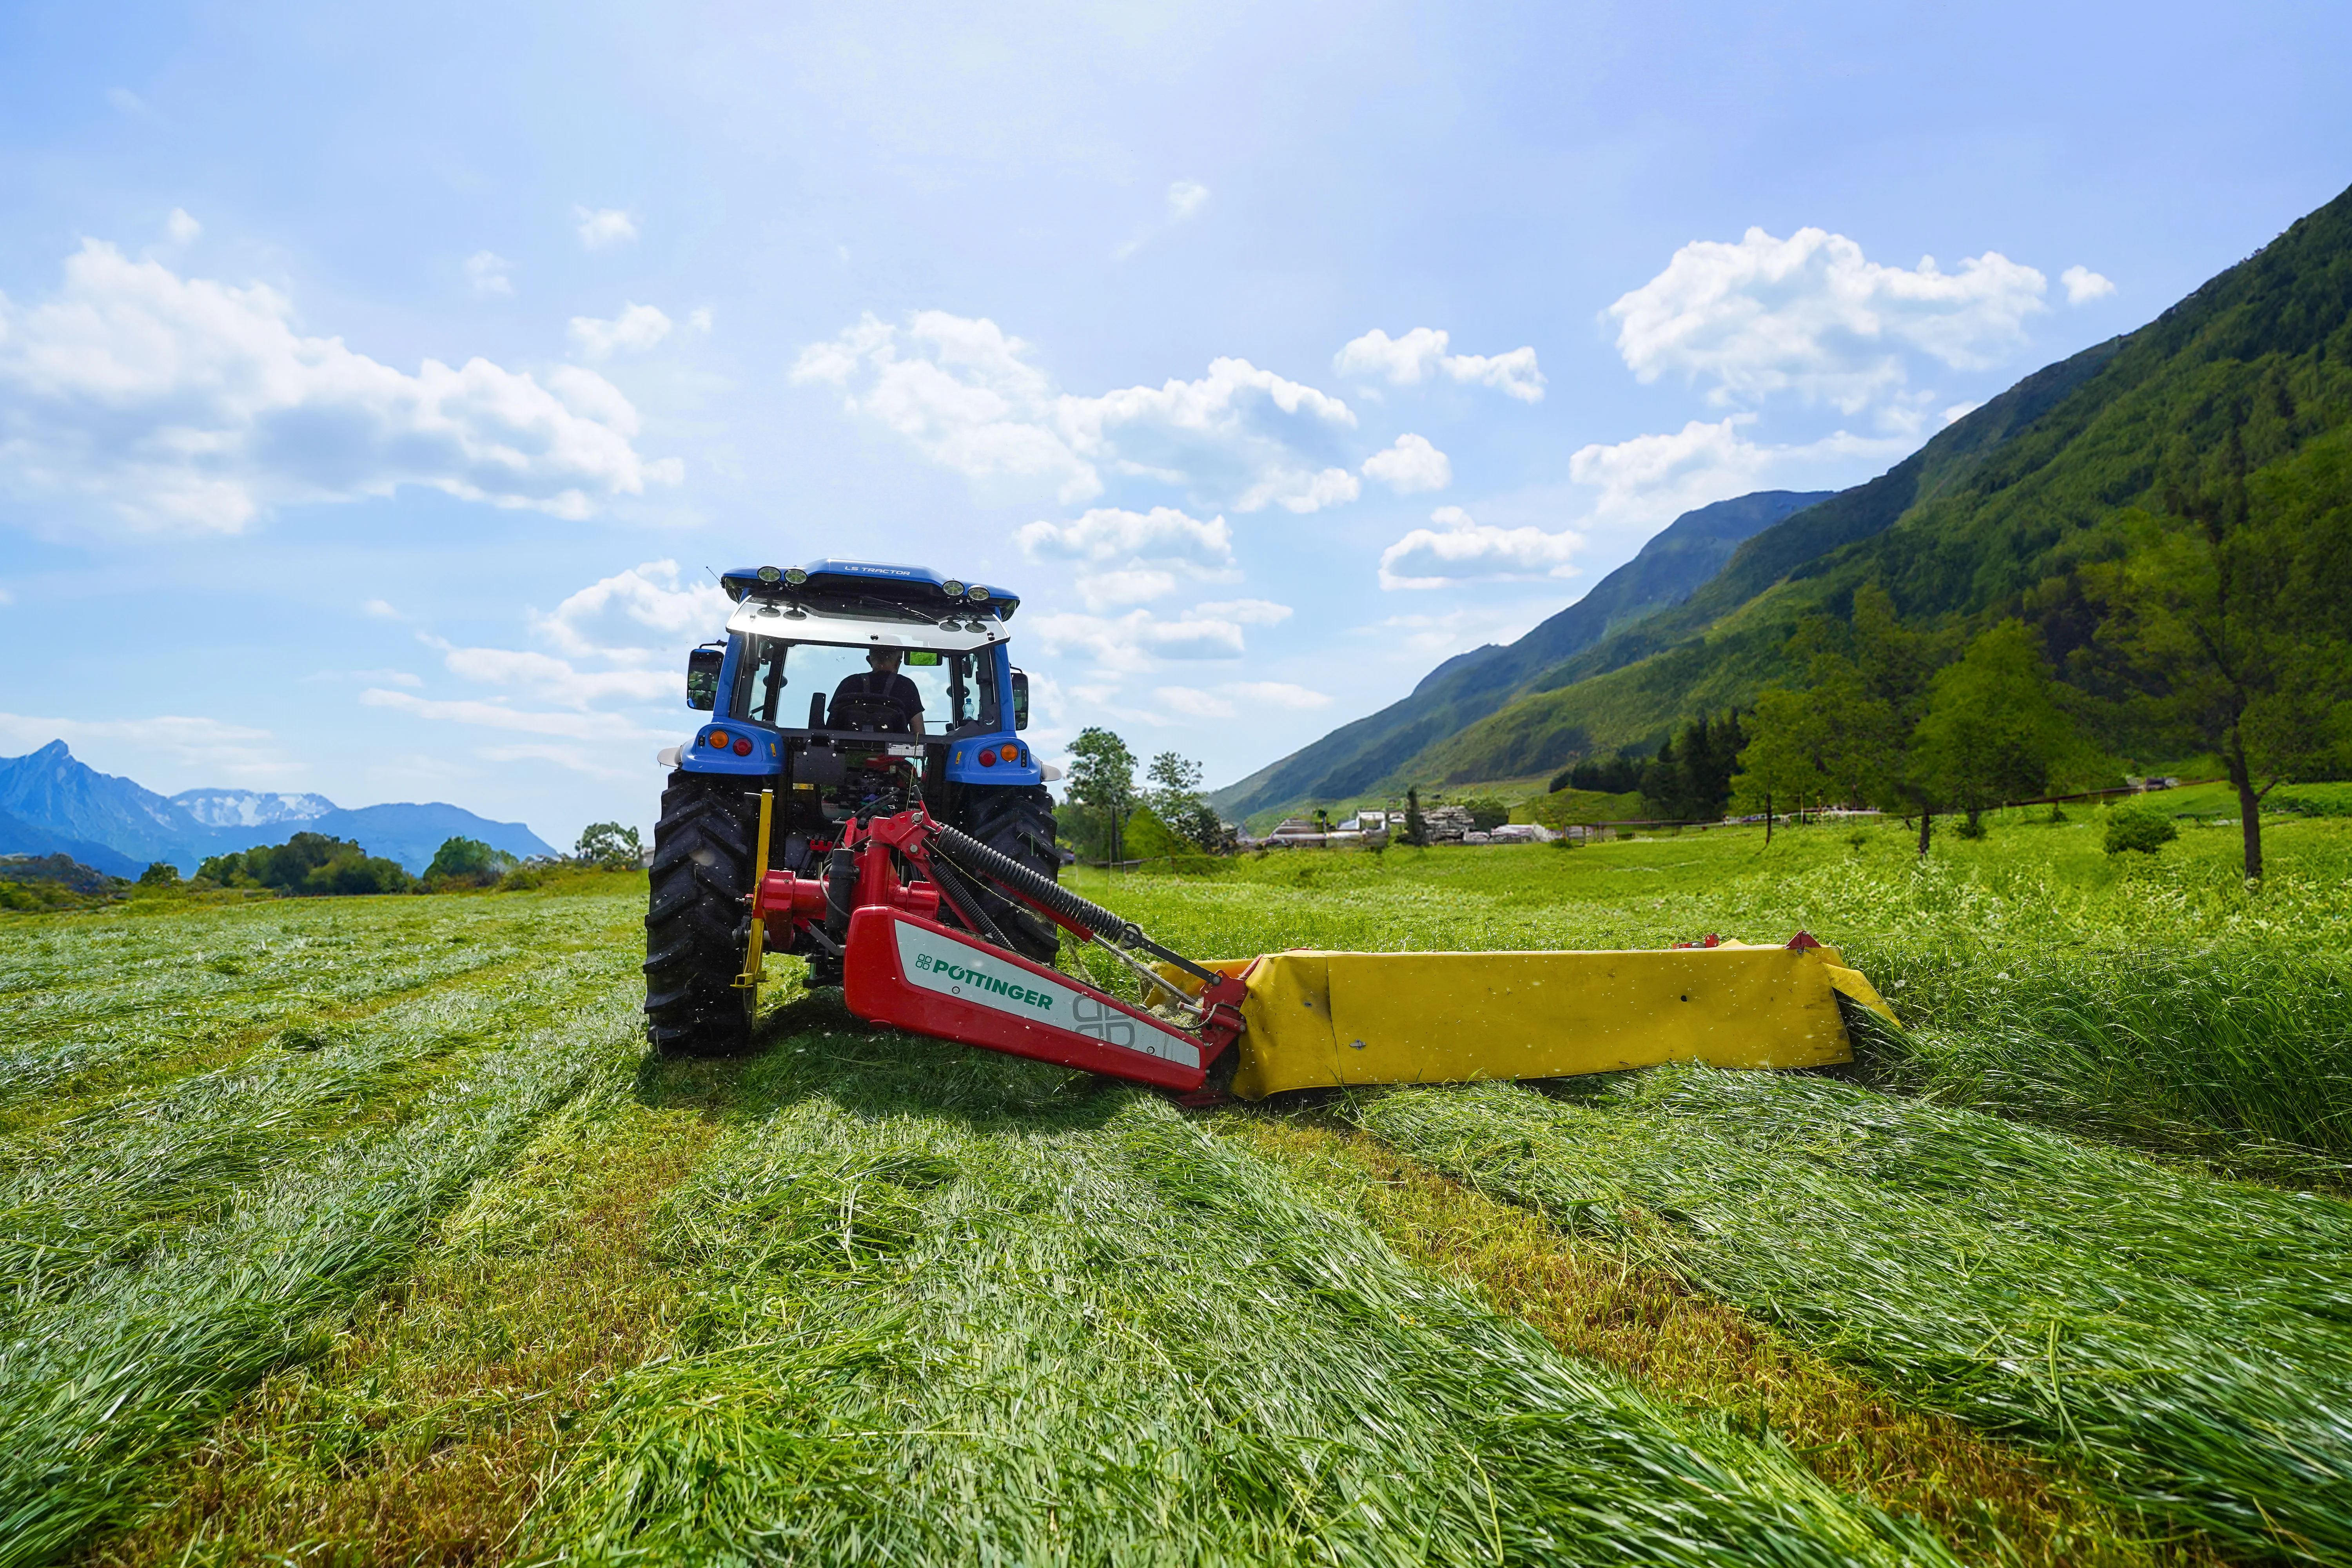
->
xmin=726 ymin=598 xmax=1008 ymax=651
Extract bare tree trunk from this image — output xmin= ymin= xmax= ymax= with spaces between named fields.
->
xmin=1917 ymin=805 xmax=1933 ymax=858
xmin=2226 ymin=731 xmax=2264 ymax=883
xmin=1764 ymin=792 xmax=1772 ymax=845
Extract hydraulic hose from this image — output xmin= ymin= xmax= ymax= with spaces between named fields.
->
xmin=929 ymin=820 xmax=1219 ymax=985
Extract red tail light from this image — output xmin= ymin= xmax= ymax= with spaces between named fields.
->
xmin=732 ymin=737 xmax=754 ymax=756
xmin=978 ymin=748 xmax=998 ymax=766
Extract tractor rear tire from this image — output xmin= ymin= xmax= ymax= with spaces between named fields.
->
xmin=644 ymin=770 xmax=760 ymax=1056
xmin=957 ymin=785 xmax=1063 ymax=964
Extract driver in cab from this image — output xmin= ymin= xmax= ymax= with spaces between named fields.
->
xmin=829 ymin=647 xmax=926 ymax=735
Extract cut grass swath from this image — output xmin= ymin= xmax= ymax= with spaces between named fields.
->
xmin=529 ymin=1011 xmax=1959 ymax=1567
xmin=0 ymin=952 xmax=617 ymax=1323
xmin=1229 ymin=1119 xmax=2208 ymax=1568
xmin=1353 ymin=1070 xmax=2352 ymax=1563
xmin=0 ymin=988 xmax=638 ymax=1568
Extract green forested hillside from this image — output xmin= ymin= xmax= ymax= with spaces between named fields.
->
xmin=1209 ymin=491 xmax=1829 ymax=822
xmin=1378 ymin=181 xmax=2352 ymax=789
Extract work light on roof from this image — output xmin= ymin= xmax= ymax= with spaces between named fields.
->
xmin=756 ymin=565 xmax=781 ymax=583
xmin=941 ymin=579 xmax=966 ymax=597
xmin=967 ymin=585 xmax=991 ymax=602
xmin=784 ymin=567 xmax=808 ymax=586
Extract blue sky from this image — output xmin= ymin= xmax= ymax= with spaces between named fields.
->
xmin=1 ymin=0 xmax=2346 ymax=847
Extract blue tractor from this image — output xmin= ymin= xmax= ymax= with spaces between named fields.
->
xmin=646 ymin=558 xmax=1059 ymax=1054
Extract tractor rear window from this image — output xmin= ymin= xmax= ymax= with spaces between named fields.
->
xmin=731 ymin=638 xmax=995 ymax=733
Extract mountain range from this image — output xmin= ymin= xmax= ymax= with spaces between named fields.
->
xmin=0 ymin=741 xmax=557 ymax=877
xmin=1214 ymin=179 xmax=2352 ymax=826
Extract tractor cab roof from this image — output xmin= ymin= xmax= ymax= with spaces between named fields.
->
xmin=721 ymin=558 xmax=1020 ymax=621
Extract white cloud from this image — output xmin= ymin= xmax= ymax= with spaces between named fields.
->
xmin=575 ymin=207 xmax=639 ymax=249
xmin=1075 ymin=568 xmax=1178 ymax=610
xmin=1368 ymin=604 xmax=1548 ymax=660
xmin=0 ymin=586 xmax=14 ymax=607
xmin=1943 ymin=401 xmax=1983 ymax=426
xmin=1565 ymin=416 xmax=1910 ymax=537
xmin=165 ymin=209 xmax=201 ymax=245
xmin=361 ymin=687 xmax=662 ymax=741
xmin=568 ymin=302 xmax=673 ymax=360
xmin=303 ymin=667 xmax=422 ymax=687
xmin=0 ymin=711 xmax=285 ymax=781
xmin=1167 ymin=180 xmax=1210 ymax=221
xmin=1379 ymin=505 xmax=1584 ymax=590
xmin=687 ymin=308 xmax=713 ymax=332
xmin=2060 ymin=265 xmax=2116 ymax=305
xmin=1028 ymin=604 xmax=1290 ymax=670
xmin=434 ymin=643 xmax=676 ymax=708
xmin=1192 ymin=598 xmax=1292 ymax=626
xmin=1155 ymin=685 xmax=1237 ymax=719
xmin=1333 ymin=328 xmax=1546 ymax=403
xmin=476 ymin=741 xmax=642 ymax=780
xmin=1154 ymin=680 xmax=1333 ymax=720
xmin=1016 ymin=505 xmax=1234 ymax=572
xmin=1361 ymin=432 xmax=1452 ymax=494
xmin=465 ymin=251 xmax=515 ymax=298
xmin=793 ymin=311 xmax=1359 ymax=512
xmin=363 ymin=598 xmax=400 ymax=619
xmin=531 ymin=559 xmax=728 ymax=662
xmin=0 ymin=239 xmax=681 ymax=532
xmin=1608 ymin=227 xmax=2047 ymax=414
xmin=1225 ymin=681 xmax=1331 ymax=709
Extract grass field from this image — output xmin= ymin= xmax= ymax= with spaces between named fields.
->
xmin=2 ymin=801 xmax=2347 ymax=1565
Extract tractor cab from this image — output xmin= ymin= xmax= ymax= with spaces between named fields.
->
xmin=648 ymin=559 xmax=1062 ymax=1051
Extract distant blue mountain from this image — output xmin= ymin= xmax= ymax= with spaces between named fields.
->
xmin=0 ymin=741 xmax=556 ymax=875
xmin=0 ymin=802 xmax=146 ymax=878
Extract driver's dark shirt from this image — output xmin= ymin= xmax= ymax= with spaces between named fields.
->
xmin=829 ymin=670 xmax=924 ymax=728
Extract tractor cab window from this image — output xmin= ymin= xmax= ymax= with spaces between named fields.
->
xmin=731 ymin=637 xmax=993 ymax=733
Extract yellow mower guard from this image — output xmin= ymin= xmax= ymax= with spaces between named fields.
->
xmin=1162 ymin=942 xmax=1897 ymax=1101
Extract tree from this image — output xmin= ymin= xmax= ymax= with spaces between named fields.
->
xmin=1641 ymin=711 xmax=1748 ymax=822
xmin=1404 ymin=786 xmax=1427 ymax=846
xmin=426 ymin=836 xmax=516 ymax=889
xmin=1065 ymin=727 xmax=1138 ymax=864
xmin=2086 ymin=441 xmax=2352 ymax=881
xmin=137 ymin=861 xmax=180 ymax=888
xmin=1144 ymin=751 xmax=1225 ymax=851
xmin=1729 ymin=689 xmax=1835 ymax=843
xmin=575 ymin=822 xmax=643 ymax=870
xmin=198 ymin=832 xmax=414 ymax=896
xmin=1912 ymin=621 xmax=2087 ymax=837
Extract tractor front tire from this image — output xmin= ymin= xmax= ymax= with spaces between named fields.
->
xmin=644 ymin=770 xmax=760 ymax=1056
xmin=958 ymin=784 xmax=1063 ymax=964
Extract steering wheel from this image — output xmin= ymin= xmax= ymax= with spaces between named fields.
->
xmin=827 ymin=692 xmax=913 ymax=734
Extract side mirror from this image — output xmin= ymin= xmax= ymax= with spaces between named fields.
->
xmin=1011 ymin=669 xmax=1030 ymax=731
xmin=686 ymin=645 xmax=724 ymax=711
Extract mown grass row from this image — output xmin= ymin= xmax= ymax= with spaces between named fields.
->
xmin=0 ymin=949 xmax=623 ymax=1325
xmin=0 ymin=892 xmax=650 ymax=1568
xmin=1226 ymin=1119 xmax=2209 ymax=1568
xmin=0 ymin=897 xmax=594 ymax=1120
xmin=1348 ymin=1070 xmax=2352 ymax=1564
xmin=523 ymin=1002 xmax=1957 ymax=1568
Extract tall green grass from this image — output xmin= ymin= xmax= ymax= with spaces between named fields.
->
xmin=1079 ymin=816 xmax=2352 ymax=1181
xmin=1352 ymin=1070 xmax=2352 ymax=1564
xmin=0 ymin=976 xmax=639 ymax=1566
xmin=528 ymin=1011 xmax=1957 ymax=1567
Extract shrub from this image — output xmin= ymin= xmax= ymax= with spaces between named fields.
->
xmin=137 ymin=862 xmax=181 ymax=888
xmin=200 ymin=833 xmax=416 ymax=895
xmin=2103 ymin=803 xmax=2178 ymax=855
xmin=425 ymin=837 xmax=514 ymax=890
xmin=574 ymin=822 xmax=642 ymax=869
